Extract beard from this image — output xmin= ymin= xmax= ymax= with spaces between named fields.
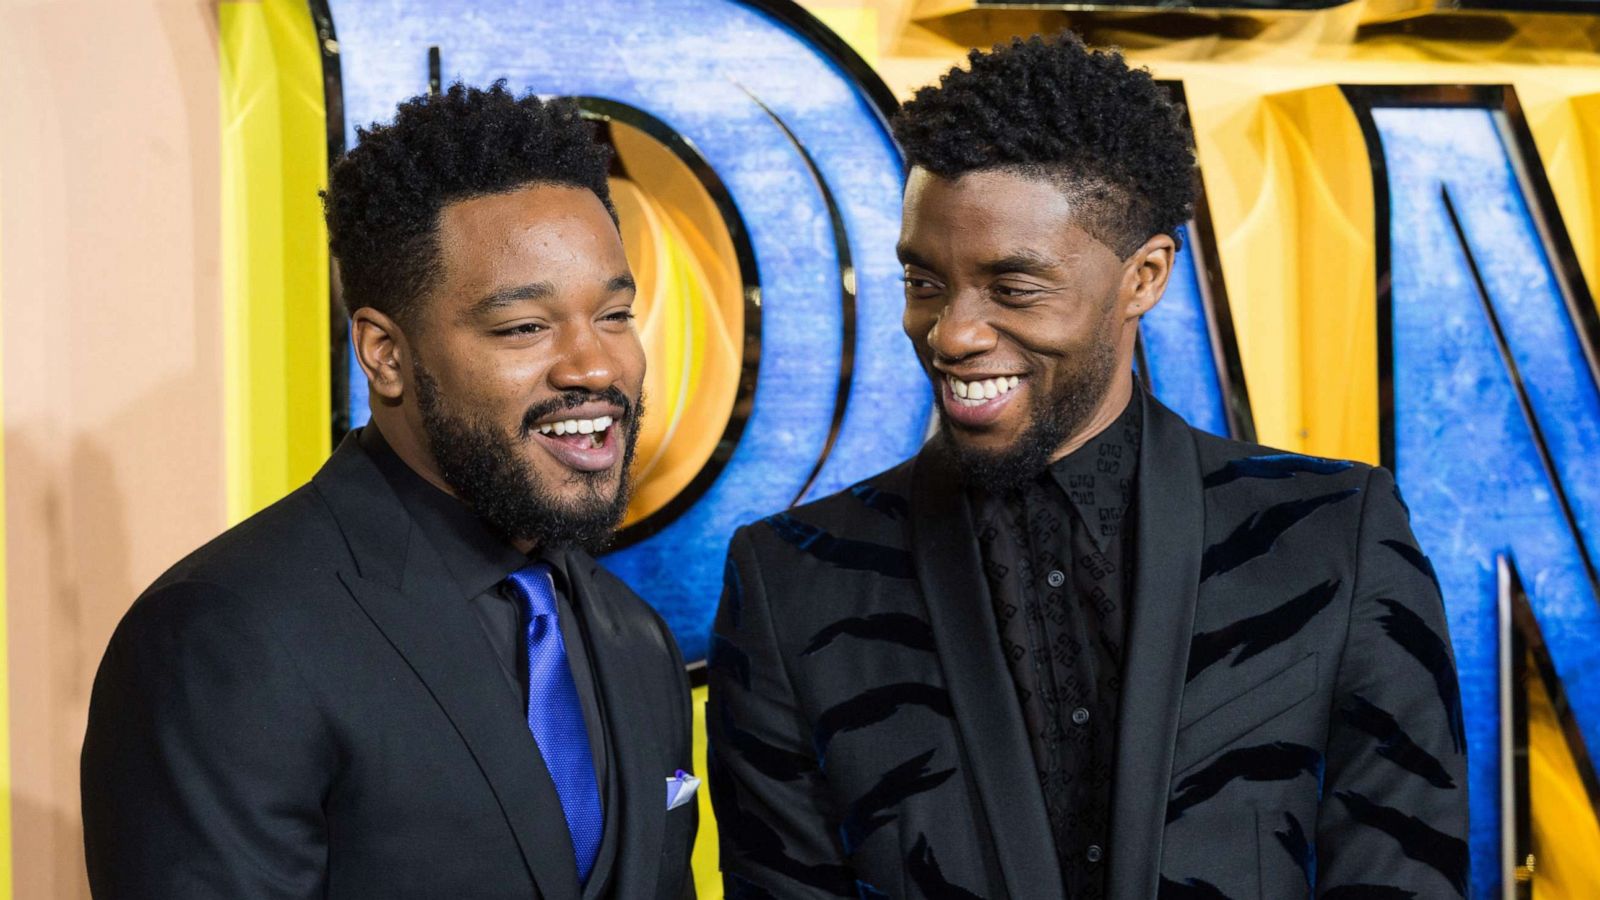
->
xmin=939 ymin=333 xmax=1120 ymax=497
xmin=412 ymin=361 xmax=642 ymax=553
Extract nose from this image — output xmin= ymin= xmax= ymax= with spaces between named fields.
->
xmin=547 ymin=322 xmax=619 ymax=393
xmin=925 ymin=293 xmax=997 ymax=363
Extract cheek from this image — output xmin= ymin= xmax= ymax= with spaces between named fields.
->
xmin=1002 ymin=310 xmax=1073 ymax=353
xmin=999 ymin=314 xmax=1106 ymax=384
xmin=482 ymin=355 xmax=548 ymax=396
xmin=443 ymin=352 xmax=549 ymax=419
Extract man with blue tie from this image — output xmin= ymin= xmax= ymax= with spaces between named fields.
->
xmin=81 ymin=82 xmax=697 ymax=899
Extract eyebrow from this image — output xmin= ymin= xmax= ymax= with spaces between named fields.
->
xmin=467 ymin=282 xmax=555 ymax=318
xmin=977 ymin=251 xmax=1060 ymax=277
xmin=465 ymin=273 xmax=636 ymax=318
xmin=895 ymin=246 xmax=1061 ymax=277
xmin=896 ymin=244 xmax=934 ymax=270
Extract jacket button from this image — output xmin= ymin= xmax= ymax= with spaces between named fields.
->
xmin=1086 ymin=844 xmax=1103 ymax=863
xmin=1071 ymin=707 xmax=1090 ymax=726
xmin=1047 ymin=570 xmax=1066 ymax=588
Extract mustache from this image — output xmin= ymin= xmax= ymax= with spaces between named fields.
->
xmin=518 ymin=387 xmax=635 ymax=438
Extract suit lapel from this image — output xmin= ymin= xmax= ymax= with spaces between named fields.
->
xmin=1108 ymin=393 xmax=1204 ymax=900
xmin=564 ymin=552 xmax=667 ymax=898
xmin=909 ymin=443 xmax=1066 ymax=900
xmin=314 ymin=434 xmax=582 ymax=900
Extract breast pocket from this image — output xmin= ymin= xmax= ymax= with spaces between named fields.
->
xmin=1172 ymin=652 xmax=1319 ymax=776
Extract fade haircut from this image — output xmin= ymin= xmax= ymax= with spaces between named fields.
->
xmin=322 ymin=81 xmax=615 ymax=326
xmin=891 ymin=32 xmax=1196 ymax=257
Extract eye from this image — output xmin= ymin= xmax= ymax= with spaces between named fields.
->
xmin=493 ymin=322 xmax=547 ymax=337
xmin=901 ymin=274 xmax=942 ymax=296
xmin=994 ymin=285 xmax=1038 ymax=297
xmin=602 ymin=309 xmax=637 ymax=324
xmin=991 ymin=283 xmax=1046 ymax=302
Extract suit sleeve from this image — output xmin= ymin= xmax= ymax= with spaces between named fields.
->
xmin=1315 ymin=466 xmax=1471 ymax=898
xmin=707 ymin=526 xmax=856 ymax=899
xmin=81 ymin=580 xmax=333 ymax=899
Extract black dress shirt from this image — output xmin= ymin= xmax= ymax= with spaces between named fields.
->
xmin=360 ymin=425 xmax=618 ymax=895
xmin=973 ymin=395 xmax=1142 ymax=898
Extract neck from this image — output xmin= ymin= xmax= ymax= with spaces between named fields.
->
xmin=370 ymin=404 xmax=458 ymax=498
xmin=1047 ymin=369 xmax=1135 ymax=464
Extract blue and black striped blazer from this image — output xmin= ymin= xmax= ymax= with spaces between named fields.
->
xmin=707 ymin=390 xmax=1467 ymax=900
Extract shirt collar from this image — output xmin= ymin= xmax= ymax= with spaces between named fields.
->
xmin=358 ymin=424 xmax=567 ymax=599
xmin=1046 ymin=391 xmax=1143 ymax=551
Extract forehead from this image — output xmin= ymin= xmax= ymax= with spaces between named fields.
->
xmin=434 ymin=183 xmax=625 ymax=290
xmin=900 ymin=167 xmax=1106 ymax=263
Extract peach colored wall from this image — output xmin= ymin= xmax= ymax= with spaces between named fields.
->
xmin=0 ymin=1 xmax=225 ymax=896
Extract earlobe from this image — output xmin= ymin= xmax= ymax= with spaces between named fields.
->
xmin=351 ymin=308 xmax=409 ymax=401
xmin=1126 ymin=232 xmax=1176 ymax=320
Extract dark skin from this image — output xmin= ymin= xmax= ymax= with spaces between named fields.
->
xmin=351 ymin=183 xmax=645 ymax=553
xmin=898 ymin=166 xmax=1175 ymax=461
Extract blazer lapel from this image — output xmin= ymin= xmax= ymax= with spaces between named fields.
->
xmin=564 ymin=552 xmax=667 ymax=898
xmin=1108 ymin=392 xmax=1204 ymax=900
xmin=314 ymin=434 xmax=582 ymax=900
xmin=909 ymin=443 xmax=1066 ymax=900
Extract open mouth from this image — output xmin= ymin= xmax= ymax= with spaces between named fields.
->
xmin=940 ymin=373 xmax=1023 ymax=427
xmin=530 ymin=414 xmax=623 ymax=473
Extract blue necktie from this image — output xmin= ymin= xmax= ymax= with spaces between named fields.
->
xmin=505 ymin=563 xmax=603 ymax=885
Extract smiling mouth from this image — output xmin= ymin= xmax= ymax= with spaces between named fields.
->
xmin=945 ymin=374 xmax=1021 ymax=406
xmin=938 ymin=373 xmax=1025 ymax=429
xmin=535 ymin=414 xmax=615 ymax=448
xmin=530 ymin=414 xmax=623 ymax=473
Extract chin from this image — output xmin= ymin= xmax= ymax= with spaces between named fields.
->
xmin=954 ymin=435 xmax=1029 ymax=465
xmin=940 ymin=409 xmax=1025 ymax=447
xmin=551 ymin=469 xmax=622 ymax=501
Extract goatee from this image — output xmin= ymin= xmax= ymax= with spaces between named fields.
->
xmin=413 ymin=360 xmax=642 ymax=553
xmin=940 ymin=336 xmax=1119 ymax=496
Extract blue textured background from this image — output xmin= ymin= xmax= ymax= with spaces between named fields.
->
xmin=1373 ymin=106 xmax=1600 ymax=897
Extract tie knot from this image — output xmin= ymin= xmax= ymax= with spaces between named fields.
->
xmin=506 ymin=562 xmax=559 ymax=619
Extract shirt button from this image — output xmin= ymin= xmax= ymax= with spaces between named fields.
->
xmin=1072 ymin=707 xmax=1091 ymax=726
xmin=1047 ymin=569 xmax=1066 ymax=588
xmin=1086 ymin=844 xmax=1104 ymax=863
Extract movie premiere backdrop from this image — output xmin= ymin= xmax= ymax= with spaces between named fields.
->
xmin=206 ymin=0 xmax=1600 ymax=896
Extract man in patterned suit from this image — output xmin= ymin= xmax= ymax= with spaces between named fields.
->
xmin=707 ymin=33 xmax=1468 ymax=899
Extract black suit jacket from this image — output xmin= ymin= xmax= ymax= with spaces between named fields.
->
xmin=708 ymin=391 xmax=1467 ymax=899
xmin=82 ymin=432 xmax=696 ymax=899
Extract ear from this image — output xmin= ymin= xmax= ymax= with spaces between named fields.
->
xmin=351 ymin=307 xmax=410 ymax=402
xmin=1120 ymin=232 xmax=1177 ymax=321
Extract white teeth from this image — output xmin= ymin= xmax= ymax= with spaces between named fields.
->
xmin=946 ymin=375 xmax=1022 ymax=406
xmin=537 ymin=416 xmax=615 ymax=437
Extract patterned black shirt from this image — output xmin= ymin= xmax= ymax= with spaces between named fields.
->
xmin=973 ymin=395 xmax=1142 ymax=898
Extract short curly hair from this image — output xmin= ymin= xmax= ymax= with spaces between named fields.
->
xmin=892 ymin=32 xmax=1195 ymax=257
xmin=323 ymin=81 xmax=614 ymax=325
